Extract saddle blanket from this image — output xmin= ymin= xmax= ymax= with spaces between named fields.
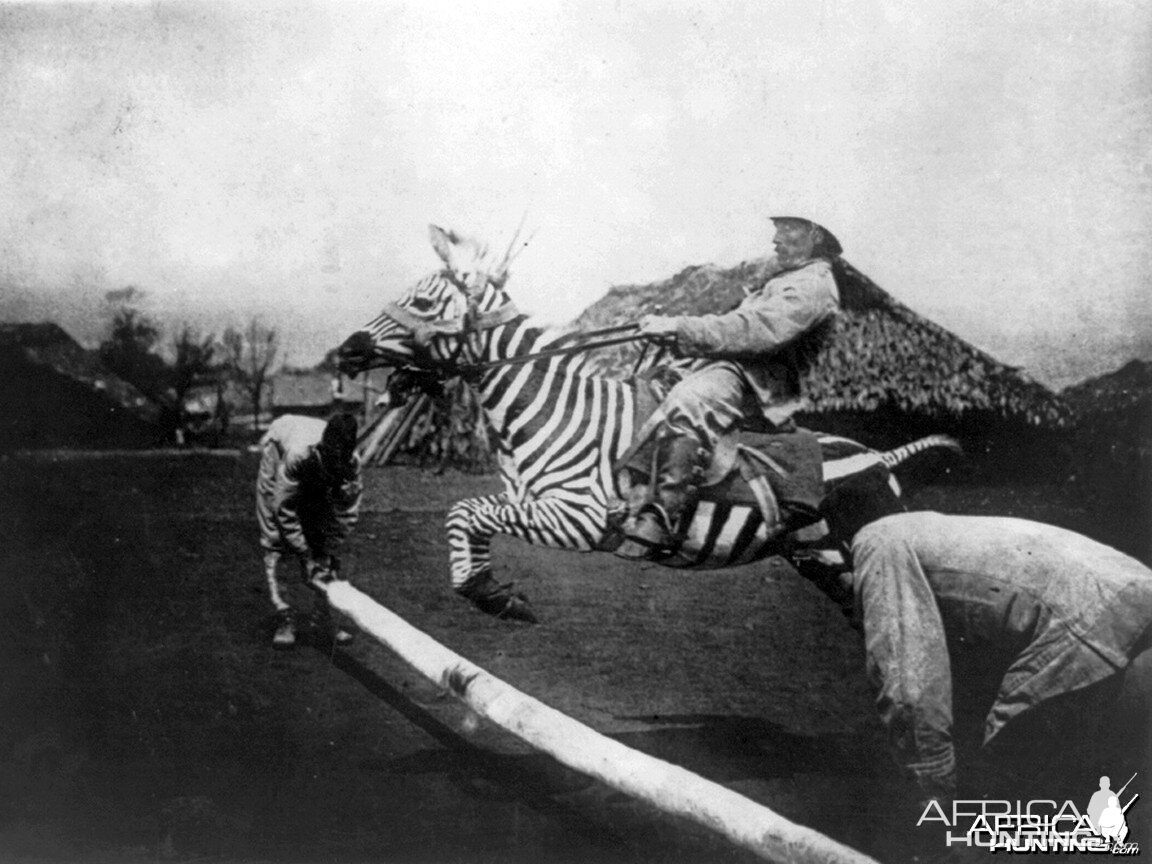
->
xmin=613 ymin=427 xmax=827 ymax=537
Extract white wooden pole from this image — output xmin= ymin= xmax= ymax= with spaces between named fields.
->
xmin=322 ymin=581 xmax=880 ymax=864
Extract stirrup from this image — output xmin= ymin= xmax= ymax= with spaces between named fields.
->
xmin=617 ymin=507 xmax=679 ymax=559
xmin=626 ymin=504 xmax=674 ymax=543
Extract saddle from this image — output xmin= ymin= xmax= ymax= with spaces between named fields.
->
xmin=608 ymin=376 xmax=827 ymax=546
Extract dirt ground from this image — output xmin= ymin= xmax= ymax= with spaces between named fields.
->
xmin=0 ymin=452 xmax=1142 ymax=864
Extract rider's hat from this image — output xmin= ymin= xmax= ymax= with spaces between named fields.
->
xmin=770 ymin=216 xmax=843 ymax=258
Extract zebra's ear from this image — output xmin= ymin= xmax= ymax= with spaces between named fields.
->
xmin=429 ymin=225 xmax=491 ymax=286
xmin=429 ymin=225 xmax=458 ymax=266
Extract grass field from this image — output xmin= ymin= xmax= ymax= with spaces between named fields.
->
xmin=0 ymin=452 xmax=1143 ymax=864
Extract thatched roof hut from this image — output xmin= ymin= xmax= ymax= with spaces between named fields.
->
xmin=1062 ymin=358 xmax=1152 ymax=421
xmin=574 ymin=258 xmax=1071 ymax=428
xmin=1059 ymin=359 xmax=1150 ymax=560
xmin=1 ymin=322 xmax=162 ymax=450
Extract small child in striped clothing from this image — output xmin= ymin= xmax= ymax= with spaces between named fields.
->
xmin=256 ymin=412 xmax=362 ymax=648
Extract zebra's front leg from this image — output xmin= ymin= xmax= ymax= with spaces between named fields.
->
xmin=446 ymin=493 xmax=538 ymax=623
xmin=445 ymin=492 xmax=606 ymax=624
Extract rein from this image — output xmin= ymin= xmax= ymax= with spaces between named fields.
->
xmin=469 ymin=323 xmax=657 ymax=373
xmin=387 ymin=300 xmax=659 ymax=377
xmin=377 ymin=271 xmax=665 ymax=380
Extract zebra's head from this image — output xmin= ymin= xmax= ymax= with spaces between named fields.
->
xmin=338 ymin=225 xmax=516 ymax=377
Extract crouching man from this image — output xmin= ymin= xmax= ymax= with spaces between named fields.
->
xmin=256 ymin=412 xmax=363 ymax=649
xmin=840 ymin=511 xmax=1152 ymax=827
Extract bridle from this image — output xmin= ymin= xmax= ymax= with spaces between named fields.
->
xmin=368 ymin=269 xmax=660 ymax=384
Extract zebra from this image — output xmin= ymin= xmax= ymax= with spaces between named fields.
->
xmin=338 ymin=226 xmax=960 ymax=622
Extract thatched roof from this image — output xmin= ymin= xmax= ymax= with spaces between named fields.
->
xmin=573 ymin=258 xmax=1072 ymax=427
xmin=1060 ymin=359 xmax=1151 ymax=467
xmin=0 ymin=322 xmax=160 ymax=422
xmin=1062 ymin=359 xmax=1152 ymax=420
xmin=0 ymin=321 xmax=163 ymax=449
xmin=1059 ymin=361 xmax=1150 ymax=564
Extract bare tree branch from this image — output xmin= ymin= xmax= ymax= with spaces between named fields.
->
xmin=222 ymin=318 xmax=280 ymax=432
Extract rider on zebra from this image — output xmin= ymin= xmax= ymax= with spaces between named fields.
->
xmin=627 ymin=216 xmax=843 ymax=553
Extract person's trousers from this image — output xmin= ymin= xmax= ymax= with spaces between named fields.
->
xmin=657 ymin=361 xmax=751 ymax=447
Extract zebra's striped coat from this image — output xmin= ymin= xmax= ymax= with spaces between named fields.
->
xmin=338 ymin=227 xmax=955 ymax=591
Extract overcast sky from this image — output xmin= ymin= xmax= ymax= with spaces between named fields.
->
xmin=1 ymin=0 xmax=1149 ymax=387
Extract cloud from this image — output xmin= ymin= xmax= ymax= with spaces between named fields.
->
xmin=0 ymin=0 xmax=1148 ymax=388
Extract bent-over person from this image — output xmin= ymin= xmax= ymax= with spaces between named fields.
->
xmin=256 ymin=412 xmax=362 ymax=648
xmin=840 ymin=511 xmax=1152 ymax=829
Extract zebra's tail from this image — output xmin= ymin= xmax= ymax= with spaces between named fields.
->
xmin=881 ymin=434 xmax=964 ymax=469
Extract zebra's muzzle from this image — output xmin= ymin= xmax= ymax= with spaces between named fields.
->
xmin=337 ymin=330 xmax=409 ymax=375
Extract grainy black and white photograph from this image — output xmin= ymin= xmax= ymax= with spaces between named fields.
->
xmin=1 ymin=2 xmax=1149 ymax=863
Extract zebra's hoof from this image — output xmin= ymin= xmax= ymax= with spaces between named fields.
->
xmin=457 ymin=575 xmax=539 ymax=624
xmin=496 ymin=593 xmax=538 ymax=624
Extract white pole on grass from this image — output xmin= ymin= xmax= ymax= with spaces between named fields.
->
xmin=322 ymin=581 xmax=880 ymax=864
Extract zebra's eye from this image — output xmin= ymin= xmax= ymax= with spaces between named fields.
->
xmin=409 ymin=297 xmax=435 ymax=313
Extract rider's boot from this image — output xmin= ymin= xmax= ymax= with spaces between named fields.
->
xmin=621 ymin=434 xmax=707 ymax=553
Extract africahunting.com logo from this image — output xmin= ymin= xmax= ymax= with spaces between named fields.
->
xmin=917 ymin=773 xmax=1140 ymax=855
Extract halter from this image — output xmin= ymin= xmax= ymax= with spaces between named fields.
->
xmin=378 ymin=269 xmax=657 ymax=383
xmin=379 ymin=296 xmax=524 ymax=345
xmin=369 ymin=269 xmax=515 ymax=379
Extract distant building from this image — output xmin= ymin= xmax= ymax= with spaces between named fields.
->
xmin=270 ymin=368 xmax=391 ymax=421
xmin=179 ymin=379 xmax=247 ymax=441
xmin=0 ymin=322 xmax=162 ymax=450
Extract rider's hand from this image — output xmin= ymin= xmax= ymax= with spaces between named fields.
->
xmin=638 ymin=315 xmax=678 ymax=341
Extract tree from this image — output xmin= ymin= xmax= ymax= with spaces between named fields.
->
xmin=98 ymin=293 xmax=184 ymax=441
xmin=99 ymin=305 xmax=169 ymax=401
xmin=169 ymin=325 xmax=223 ymax=443
xmin=170 ymin=325 xmax=217 ymax=406
xmin=222 ymin=318 xmax=280 ymax=432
